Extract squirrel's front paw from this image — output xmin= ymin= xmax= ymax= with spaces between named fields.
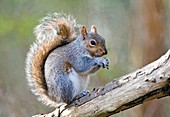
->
xmin=98 ymin=57 xmax=109 ymax=69
xmin=102 ymin=58 xmax=109 ymax=69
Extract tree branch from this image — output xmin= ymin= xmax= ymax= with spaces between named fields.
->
xmin=34 ymin=49 xmax=170 ymax=117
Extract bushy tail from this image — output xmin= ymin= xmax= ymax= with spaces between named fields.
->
xmin=25 ymin=12 xmax=80 ymax=107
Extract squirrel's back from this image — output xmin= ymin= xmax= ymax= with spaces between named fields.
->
xmin=25 ymin=12 xmax=80 ymax=107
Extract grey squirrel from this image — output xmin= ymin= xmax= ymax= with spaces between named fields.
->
xmin=25 ymin=12 xmax=109 ymax=108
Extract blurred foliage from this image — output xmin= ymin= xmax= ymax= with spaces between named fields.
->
xmin=0 ymin=0 xmax=170 ymax=117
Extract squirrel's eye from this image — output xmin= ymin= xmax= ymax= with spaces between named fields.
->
xmin=90 ymin=40 xmax=96 ymax=46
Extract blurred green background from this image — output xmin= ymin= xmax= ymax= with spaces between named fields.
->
xmin=0 ymin=0 xmax=170 ymax=117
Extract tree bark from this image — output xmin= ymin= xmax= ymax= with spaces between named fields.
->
xmin=33 ymin=49 xmax=170 ymax=117
xmin=129 ymin=1 xmax=166 ymax=116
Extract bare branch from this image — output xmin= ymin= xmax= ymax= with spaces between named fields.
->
xmin=34 ymin=49 xmax=170 ymax=117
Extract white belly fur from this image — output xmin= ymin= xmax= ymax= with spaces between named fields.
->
xmin=68 ymin=68 xmax=86 ymax=98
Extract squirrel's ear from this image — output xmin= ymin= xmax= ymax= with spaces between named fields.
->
xmin=90 ymin=25 xmax=97 ymax=33
xmin=81 ymin=25 xmax=88 ymax=40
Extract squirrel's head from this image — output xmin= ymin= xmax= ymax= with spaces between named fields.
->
xmin=81 ymin=25 xmax=108 ymax=57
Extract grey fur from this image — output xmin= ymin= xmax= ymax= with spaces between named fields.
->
xmin=25 ymin=12 xmax=109 ymax=108
xmin=45 ymin=37 xmax=109 ymax=104
xmin=25 ymin=12 xmax=80 ymax=107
